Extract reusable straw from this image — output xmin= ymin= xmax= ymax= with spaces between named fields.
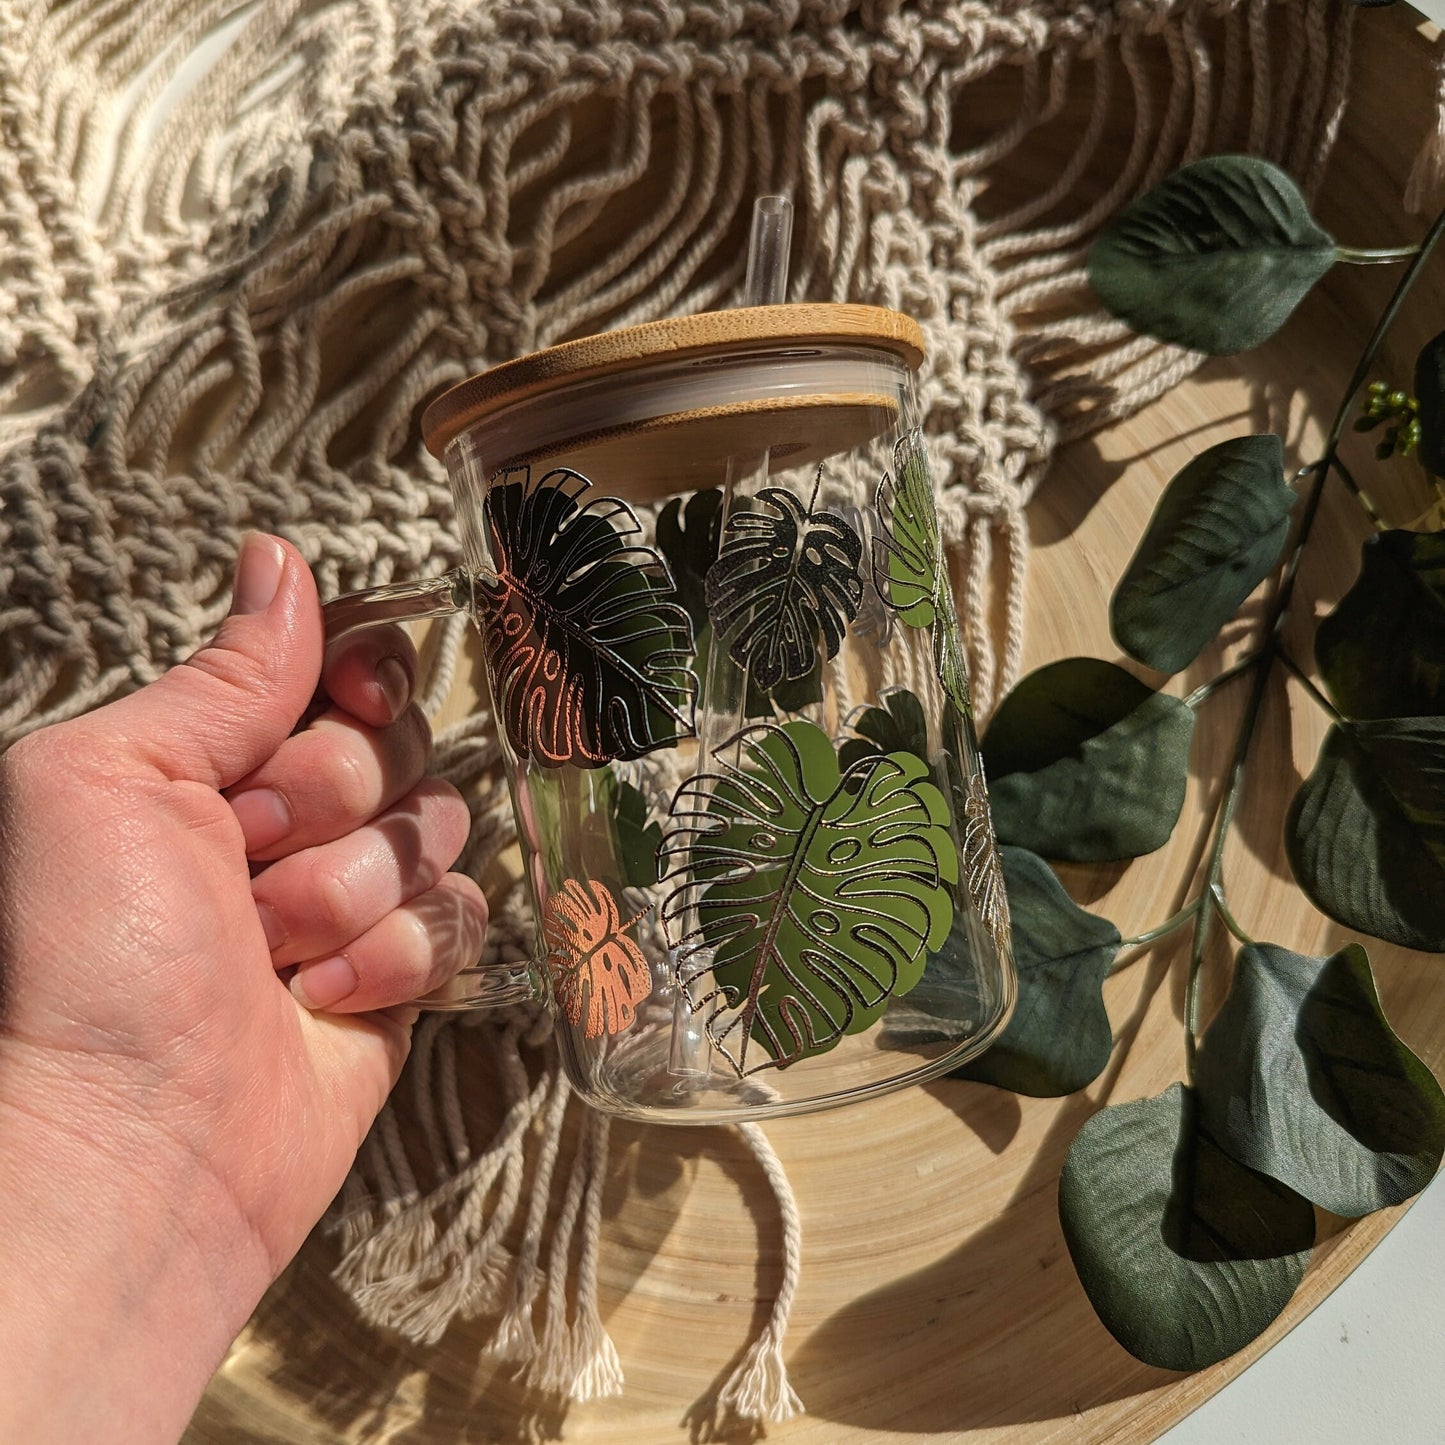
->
xmin=667 ymin=194 xmax=795 ymax=1080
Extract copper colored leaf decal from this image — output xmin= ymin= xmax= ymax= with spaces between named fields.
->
xmin=704 ymin=476 xmax=863 ymax=691
xmin=479 ymin=466 xmax=696 ymax=768
xmin=661 ymin=720 xmax=957 ymax=1074
xmin=543 ymin=878 xmax=651 ymax=1038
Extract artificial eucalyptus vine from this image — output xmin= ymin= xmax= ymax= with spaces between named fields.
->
xmin=965 ymin=148 xmax=1445 ymax=1368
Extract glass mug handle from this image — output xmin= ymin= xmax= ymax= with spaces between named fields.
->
xmin=321 ymin=568 xmax=542 ymax=1012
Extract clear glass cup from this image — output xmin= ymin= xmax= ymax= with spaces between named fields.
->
xmin=326 ymin=304 xmax=1016 ymax=1123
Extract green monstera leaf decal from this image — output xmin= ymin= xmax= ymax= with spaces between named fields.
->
xmin=841 ymin=687 xmax=1004 ymax=949
xmin=480 ymin=466 xmax=696 ymax=767
xmin=874 ymin=432 xmax=943 ymax=627
xmin=661 ymin=720 xmax=957 ymax=1074
xmin=704 ymin=478 xmax=863 ymax=691
xmin=874 ymin=431 xmax=973 ymax=715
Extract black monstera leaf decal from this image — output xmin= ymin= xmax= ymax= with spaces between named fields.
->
xmin=704 ymin=479 xmax=863 ymax=692
xmin=479 ymin=466 xmax=696 ymax=768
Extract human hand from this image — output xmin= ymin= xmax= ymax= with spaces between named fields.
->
xmin=0 ymin=534 xmax=488 ymax=1443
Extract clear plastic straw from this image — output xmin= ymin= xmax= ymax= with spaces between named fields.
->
xmin=668 ymin=194 xmax=795 ymax=1081
xmin=743 ymin=195 xmax=794 ymax=307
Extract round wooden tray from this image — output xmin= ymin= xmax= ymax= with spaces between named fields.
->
xmin=189 ymin=12 xmax=1444 ymax=1442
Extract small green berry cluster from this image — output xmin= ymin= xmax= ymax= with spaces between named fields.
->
xmin=1353 ymin=380 xmax=1420 ymax=459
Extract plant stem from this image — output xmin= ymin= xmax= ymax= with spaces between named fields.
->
xmin=1335 ymin=244 xmax=1421 ymax=265
xmin=1184 ymin=650 xmax=1263 ymax=709
xmin=1211 ymin=884 xmax=1257 ymax=948
xmin=1330 ymin=456 xmax=1388 ymax=532
xmin=1276 ymin=647 xmax=1346 ymax=723
xmin=1183 ymin=640 xmax=1274 ymax=1080
xmin=1115 ymin=899 xmax=1203 ymax=956
xmin=1180 ymin=197 xmax=1445 ymax=1080
xmin=1322 ymin=206 xmax=1445 ymax=466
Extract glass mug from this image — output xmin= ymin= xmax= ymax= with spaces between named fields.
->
xmin=326 ymin=303 xmax=1016 ymax=1123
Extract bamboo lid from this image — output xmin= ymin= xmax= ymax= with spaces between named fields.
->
xmin=419 ymin=302 xmax=926 ymax=460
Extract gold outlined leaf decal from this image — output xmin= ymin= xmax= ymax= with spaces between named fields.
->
xmin=875 ymin=431 xmax=972 ymax=716
xmin=704 ymin=474 xmax=863 ymax=691
xmin=479 ymin=466 xmax=696 ymax=768
xmin=544 ymin=878 xmax=652 ymax=1038
xmin=661 ymin=720 xmax=957 ymax=1074
xmin=873 ymin=431 xmax=941 ymax=628
xmin=960 ymin=766 xmax=1010 ymax=954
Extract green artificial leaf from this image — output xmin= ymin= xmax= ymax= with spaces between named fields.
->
xmin=981 ymin=658 xmax=1195 ymax=861
xmin=1196 ymin=943 xmax=1445 ymax=1217
xmin=661 ymin=719 xmax=957 ymax=1074
xmin=1287 ymin=718 xmax=1445 ymax=952
xmin=655 ymin=488 xmax=724 ymax=637
xmin=1316 ymin=529 xmax=1445 ymax=718
xmin=1111 ymin=435 xmax=1295 ymax=673
xmin=705 ymin=484 xmax=863 ymax=691
xmin=1059 ymin=1083 xmax=1315 ymax=1371
xmin=873 ymin=431 xmax=942 ymax=627
xmin=1088 ymin=156 xmax=1336 ymax=354
xmin=480 ymin=466 xmax=696 ymax=767
xmin=613 ymin=776 xmax=663 ymax=889
xmin=1417 ymin=332 xmax=1445 ymax=475
xmin=950 ymin=846 xmax=1118 ymax=1096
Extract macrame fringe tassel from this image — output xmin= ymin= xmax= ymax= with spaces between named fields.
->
xmin=716 ymin=1325 xmax=803 ymax=1426
xmin=330 ymin=1014 xmax=808 ymax=1426
xmin=330 ymin=1014 xmax=543 ymax=1346
xmin=715 ymin=1123 xmax=805 ymax=1425
xmin=522 ymin=1109 xmax=624 ymax=1402
xmin=330 ymin=1022 xmax=625 ymax=1406
xmin=486 ymin=1059 xmax=571 ymax=1364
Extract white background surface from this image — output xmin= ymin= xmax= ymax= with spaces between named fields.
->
xmin=1158 ymin=1174 xmax=1445 ymax=1443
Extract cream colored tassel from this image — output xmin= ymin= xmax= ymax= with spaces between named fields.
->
xmin=715 ymin=1123 xmax=804 ymax=1424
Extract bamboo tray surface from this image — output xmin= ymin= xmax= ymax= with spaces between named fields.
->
xmin=190 ymin=12 xmax=1444 ymax=1442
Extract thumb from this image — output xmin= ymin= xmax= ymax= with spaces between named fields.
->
xmin=98 ymin=533 xmax=324 ymax=789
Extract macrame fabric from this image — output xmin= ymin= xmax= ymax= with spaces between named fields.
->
xmin=1 ymin=0 xmax=1355 ymax=1426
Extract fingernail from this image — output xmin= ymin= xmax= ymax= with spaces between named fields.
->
xmin=256 ymin=901 xmax=287 ymax=952
xmin=230 ymin=788 xmax=293 ymax=852
xmin=375 ymin=655 xmax=411 ymax=720
xmin=291 ymin=954 xmax=359 ymax=1010
xmin=231 ymin=533 xmax=285 ymax=616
